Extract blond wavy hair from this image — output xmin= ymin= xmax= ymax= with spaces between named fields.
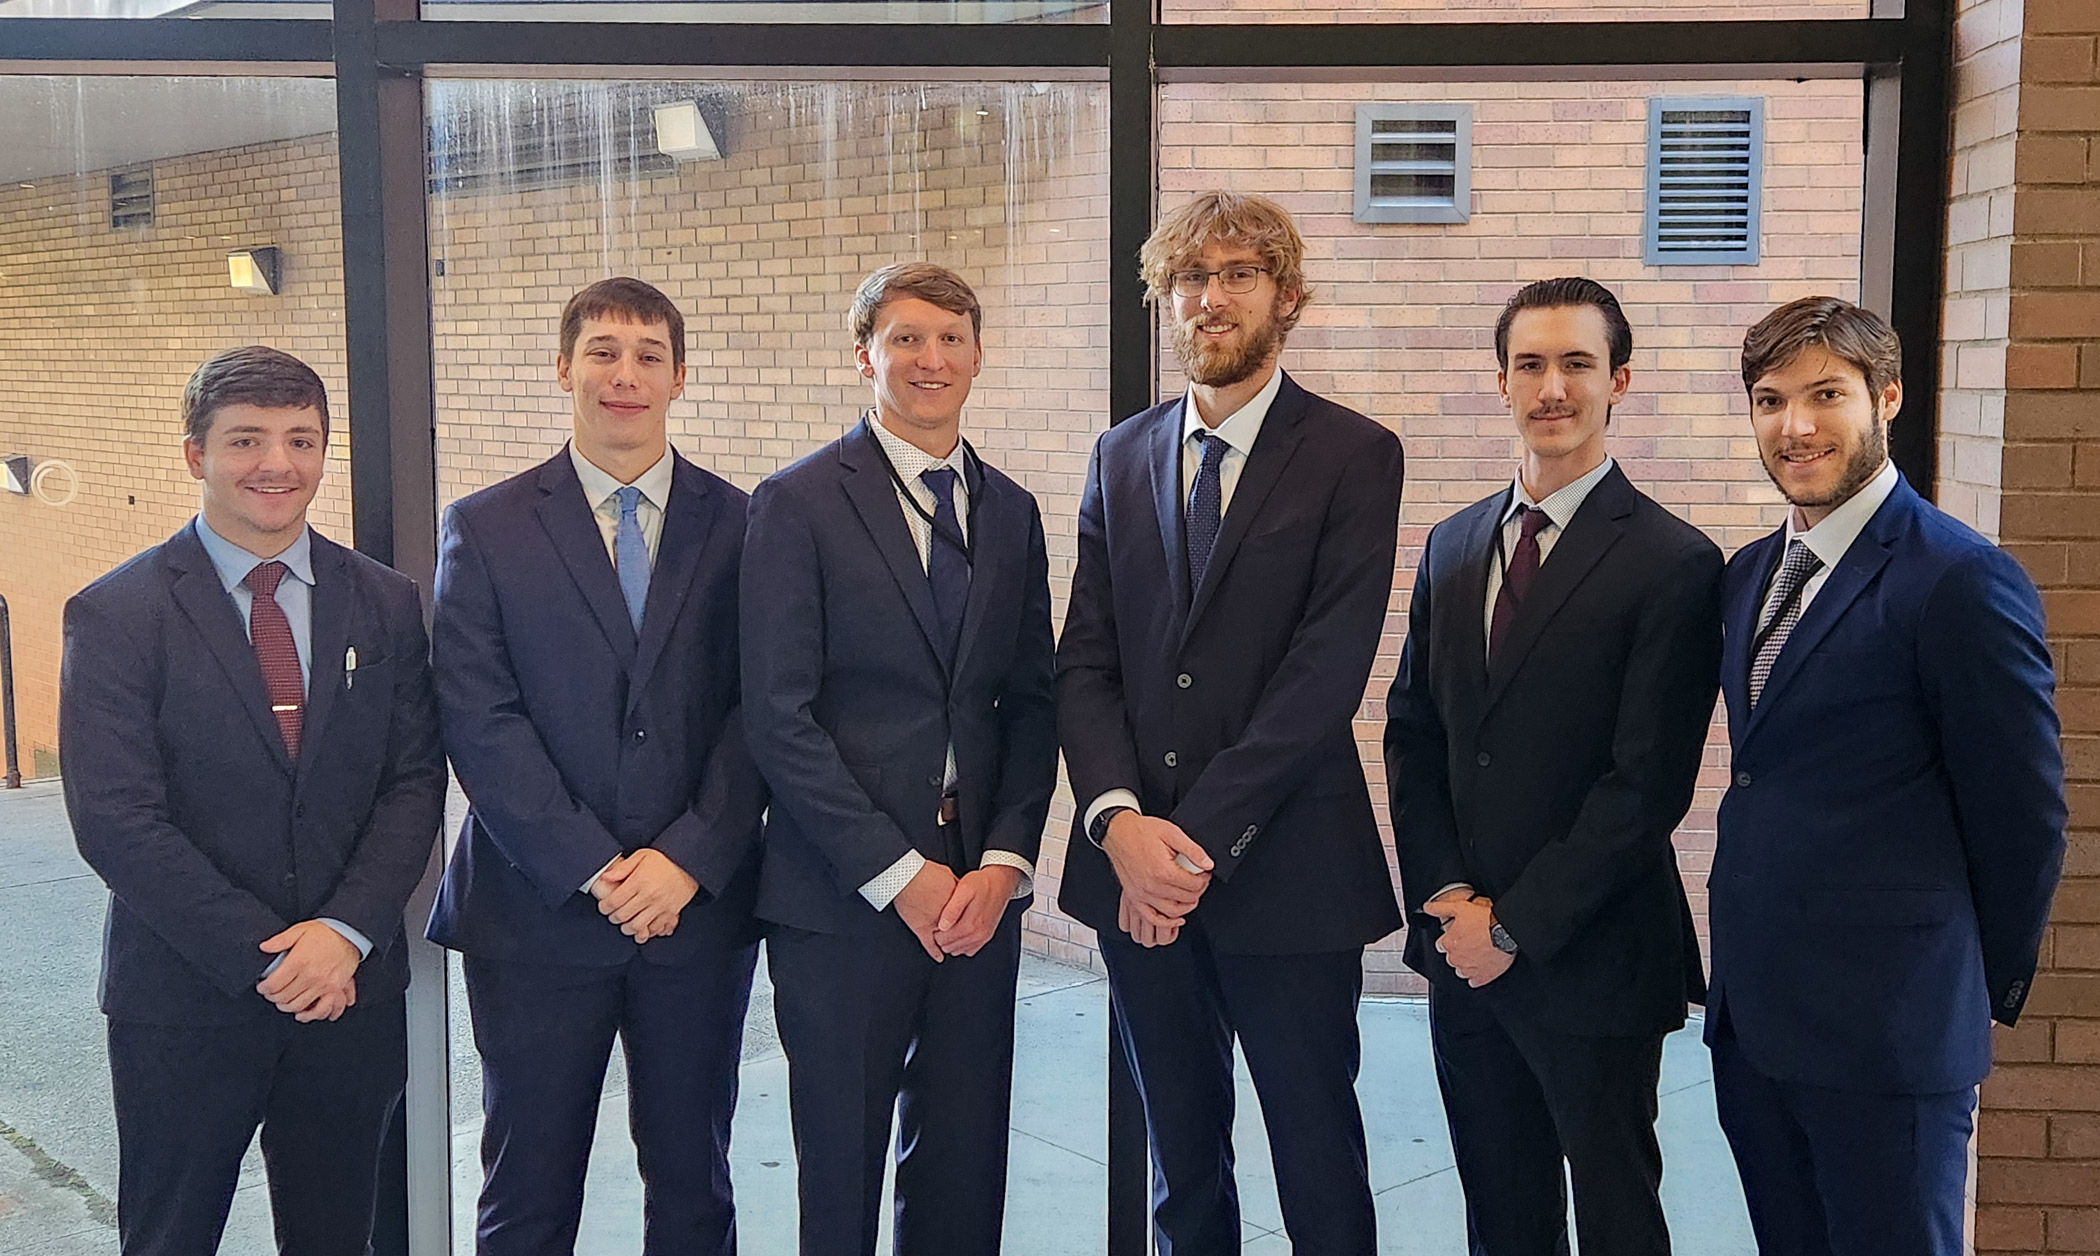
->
xmin=1138 ymin=191 xmax=1313 ymax=333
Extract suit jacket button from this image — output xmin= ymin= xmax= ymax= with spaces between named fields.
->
xmin=1164 ymin=751 xmax=1179 ymax=768
xmin=1475 ymin=752 xmax=1491 ymax=768
xmin=280 ymin=874 xmax=296 ymax=888
xmin=928 ymin=773 xmax=943 ymax=787
xmin=632 ymin=729 xmax=647 ymax=744
xmin=1735 ymin=771 xmax=1752 ymax=788
xmin=1177 ymin=673 xmax=1193 ymax=689
xmin=295 ymin=804 xmax=306 ymax=820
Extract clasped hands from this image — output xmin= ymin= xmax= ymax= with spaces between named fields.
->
xmin=894 ymin=862 xmax=1023 ymax=961
xmin=592 ymin=848 xmax=700 ymax=943
xmin=1104 ymin=812 xmax=1214 ymax=949
xmin=256 ymin=920 xmax=361 ymax=1023
xmin=1424 ymin=888 xmax=1514 ymax=988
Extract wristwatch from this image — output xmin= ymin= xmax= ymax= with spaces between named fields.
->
xmin=1088 ymin=806 xmax=1134 ymax=849
xmin=1489 ymin=920 xmax=1519 ymax=956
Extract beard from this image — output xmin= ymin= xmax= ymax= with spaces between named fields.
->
xmin=1171 ymin=295 xmax=1290 ymax=387
xmin=1764 ymin=407 xmax=1889 ymax=510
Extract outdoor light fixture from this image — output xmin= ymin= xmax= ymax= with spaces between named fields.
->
xmin=653 ymin=101 xmax=724 ymax=162
xmin=227 ymin=246 xmax=281 ymax=295
xmin=2 ymin=456 xmax=28 ymax=497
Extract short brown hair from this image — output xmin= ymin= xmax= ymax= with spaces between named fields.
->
xmin=1139 ymin=191 xmax=1314 ymax=333
xmin=559 ymin=277 xmax=687 ymax=369
xmin=181 ymin=345 xmax=329 ymax=444
xmin=1494 ymin=277 xmax=1634 ymax=372
xmin=1741 ymin=296 xmax=1902 ymax=397
xmin=850 ymin=262 xmax=983 ymax=345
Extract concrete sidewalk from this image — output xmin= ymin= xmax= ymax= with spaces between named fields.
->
xmin=2 ymin=778 xmax=1753 ymax=1254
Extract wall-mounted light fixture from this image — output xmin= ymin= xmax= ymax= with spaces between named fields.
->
xmin=653 ymin=101 xmax=725 ymax=162
xmin=2 ymin=456 xmax=28 ymax=496
xmin=227 ymin=247 xmax=281 ymax=295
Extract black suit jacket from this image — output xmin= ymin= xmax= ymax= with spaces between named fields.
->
xmin=1385 ymin=465 xmax=1721 ymax=1036
xmin=60 ymin=521 xmax=447 ymax=1025
xmin=741 ymin=419 xmax=1059 ymax=936
xmin=1057 ymin=372 xmax=1404 ymax=955
xmin=427 ymin=447 xmax=766 ymax=967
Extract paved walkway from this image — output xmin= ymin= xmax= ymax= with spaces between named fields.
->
xmin=1 ymin=779 xmax=1753 ymax=1254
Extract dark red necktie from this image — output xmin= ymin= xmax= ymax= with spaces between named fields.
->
xmin=1488 ymin=504 xmax=1552 ymax=661
xmin=244 ymin=560 xmax=304 ymax=757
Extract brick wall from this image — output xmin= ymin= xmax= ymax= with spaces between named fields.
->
xmin=1961 ymin=0 xmax=2100 ymax=1245
xmin=1163 ymin=0 xmax=1864 ymax=23
xmin=1159 ymin=77 xmax=1863 ymax=990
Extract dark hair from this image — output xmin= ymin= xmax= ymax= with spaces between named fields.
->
xmin=1493 ymin=277 xmax=1634 ymax=372
xmin=1740 ymin=296 xmax=1902 ymax=397
xmin=850 ymin=262 xmax=983 ymax=345
xmin=181 ymin=345 xmax=330 ymax=444
xmin=559 ymin=277 xmax=687 ymax=369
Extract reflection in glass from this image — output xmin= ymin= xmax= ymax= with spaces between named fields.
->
xmin=424 ymin=0 xmax=1103 ymax=24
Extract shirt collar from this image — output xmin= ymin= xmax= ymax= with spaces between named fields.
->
xmin=1785 ymin=459 xmax=1899 ymax=571
xmin=1501 ymin=456 xmax=1616 ymax=532
xmin=570 ymin=442 xmax=674 ymax=512
xmin=1181 ymin=364 xmax=1284 ymax=459
xmin=868 ymin=410 xmax=966 ymax=481
xmin=193 ymin=513 xmax=314 ymax=593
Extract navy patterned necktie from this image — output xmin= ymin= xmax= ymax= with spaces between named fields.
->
xmin=921 ymin=467 xmax=969 ymax=667
xmin=1749 ymin=538 xmax=1824 ymax=708
xmin=1186 ymin=432 xmax=1228 ymax=595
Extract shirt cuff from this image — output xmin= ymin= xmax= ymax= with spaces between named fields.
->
xmin=1429 ymin=883 xmax=1475 ymax=903
xmin=581 ymin=855 xmax=621 ymax=895
xmin=861 ymin=849 xmax=929 ymax=912
xmin=980 ymin=850 xmax=1035 ymax=900
xmin=1083 ymin=789 xmax=1143 ymax=842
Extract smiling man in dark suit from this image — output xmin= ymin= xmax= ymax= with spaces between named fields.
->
xmin=1707 ymin=297 xmax=2065 ymax=1256
xmin=1057 ymin=191 xmax=1404 ymax=1256
xmin=428 ymin=278 xmax=768 ymax=1256
xmin=741 ymin=262 xmax=1057 ymax=1256
xmin=61 ymin=345 xmax=447 ymax=1256
xmin=1384 ymin=278 xmax=1722 ymax=1256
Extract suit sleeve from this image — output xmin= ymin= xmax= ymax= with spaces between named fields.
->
xmin=1056 ymin=438 xmax=1145 ymax=813
xmin=1383 ymin=528 xmax=1470 ymax=916
xmin=432 ymin=503 xmax=626 ymax=908
xmin=1918 ymin=545 xmax=2066 ymax=1026
xmin=1491 ymin=539 xmax=1723 ymax=964
xmin=311 ymin=578 xmax=448 ymax=943
xmin=648 ymin=705 xmax=767 ymax=901
xmin=60 ymin=593 xmax=291 ymax=1000
xmin=983 ymin=497 xmax=1059 ymax=864
xmin=740 ymin=478 xmax=918 ymax=893
xmin=1172 ymin=427 xmax=1403 ymax=879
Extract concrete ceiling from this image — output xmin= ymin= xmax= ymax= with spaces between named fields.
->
xmin=0 ymin=76 xmax=337 ymax=184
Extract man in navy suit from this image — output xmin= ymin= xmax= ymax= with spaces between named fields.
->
xmin=741 ymin=262 xmax=1057 ymax=1256
xmin=1058 ymin=191 xmax=1404 ymax=1255
xmin=61 ymin=345 xmax=447 ymax=1256
xmin=1709 ymin=296 xmax=2066 ymax=1256
xmin=428 ymin=278 xmax=767 ymax=1256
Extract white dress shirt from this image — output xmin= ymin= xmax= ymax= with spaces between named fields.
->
xmin=1482 ymin=456 xmax=1618 ymax=653
xmin=1080 ymin=366 xmax=1287 ymax=843
xmin=1761 ymin=459 xmax=1899 ymax=624
xmin=859 ymin=411 xmax=1034 ymax=912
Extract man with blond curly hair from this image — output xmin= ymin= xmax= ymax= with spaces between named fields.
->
xmin=1058 ymin=191 xmax=1405 ymax=1255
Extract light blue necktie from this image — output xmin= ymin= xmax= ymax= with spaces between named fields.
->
xmin=613 ymin=485 xmax=650 ymax=632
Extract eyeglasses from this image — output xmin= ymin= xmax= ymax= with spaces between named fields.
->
xmin=1168 ymin=264 xmax=1270 ymax=298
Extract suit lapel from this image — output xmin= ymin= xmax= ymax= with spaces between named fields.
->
xmin=952 ymin=453 xmax=1013 ymax=683
xmin=165 ymin=526 xmax=293 ymax=776
xmin=1721 ymin=530 xmax=1781 ymax=740
xmin=1483 ymin=468 xmax=1632 ymax=713
xmin=1449 ymin=489 xmax=1506 ymax=701
xmin=1148 ymin=401 xmax=1194 ymax=637
xmin=1183 ymin=374 xmax=1310 ymax=643
xmin=628 ymin=454 xmax=716 ymax=706
xmin=296 ymin=536 xmax=351 ymax=776
xmin=534 ymin=450 xmax=638 ymax=668
xmin=840 ymin=420 xmax=949 ymax=672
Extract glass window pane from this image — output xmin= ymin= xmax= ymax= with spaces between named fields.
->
xmin=425 ymin=75 xmax=1109 ymax=1253
xmin=0 ymin=73 xmax=342 ymax=1255
xmin=423 ymin=0 xmax=1104 ymax=24
xmin=1163 ymin=0 xmax=1864 ymax=21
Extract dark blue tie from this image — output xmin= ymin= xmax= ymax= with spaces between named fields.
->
xmin=921 ymin=467 xmax=969 ymax=668
xmin=1186 ymin=432 xmax=1228 ymax=594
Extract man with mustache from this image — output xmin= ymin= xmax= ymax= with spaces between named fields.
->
xmin=1706 ymin=297 xmax=2064 ymax=1256
xmin=1385 ymin=278 xmax=1721 ymax=1256
xmin=1058 ymin=191 xmax=1404 ymax=1254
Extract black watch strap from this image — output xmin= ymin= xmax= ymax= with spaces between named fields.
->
xmin=1088 ymin=806 xmax=1134 ymax=849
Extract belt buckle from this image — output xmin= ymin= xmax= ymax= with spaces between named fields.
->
xmin=937 ymin=792 xmax=960 ymax=826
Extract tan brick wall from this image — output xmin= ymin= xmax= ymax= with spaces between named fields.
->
xmin=1966 ymin=0 xmax=2100 ymax=1245
xmin=1160 ymin=77 xmax=1863 ymax=991
xmin=1163 ymin=0 xmax=1865 ymax=23
xmin=0 ymin=132 xmax=352 ymax=783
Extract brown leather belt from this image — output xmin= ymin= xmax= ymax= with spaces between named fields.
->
xmin=937 ymin=792 xmax=960 ymax=826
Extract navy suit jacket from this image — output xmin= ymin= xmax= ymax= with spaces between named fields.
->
xmin=1385 ymin=466 xmax=1720 ymax=1036
xmin=61 ymin=522 xmax=447 ymax=1025
xmin=1708 ymin=474 xmax=2065 ymax=1095
xmin=1057 ymin=372 xmax=1405 ymax=955
xmin=740 ymin=419 xmax=1058 ymax=936
xmin=427 ymin=447 xmax=766 ymax=967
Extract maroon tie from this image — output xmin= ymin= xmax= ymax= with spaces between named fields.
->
xmin=244 ymin=560 xmax=304 ymax=757
xmin=1488 ymin=504 xmax=1552 ymax=661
